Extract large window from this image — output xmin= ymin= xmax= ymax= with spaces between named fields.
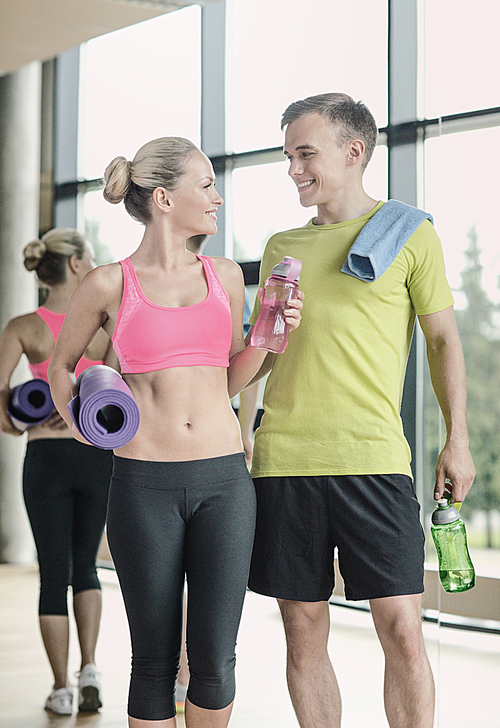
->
xmin=82 ymin=6 xmax=201 ymax=182
xmin=229 ymin=0 xmax=388 ymax=153
xmin=423 ymin=127 xmax=500 ymax=572
xmin=423 ymin=0 xmax=500 ymax=118
xmin=80 ymin=6 xmax=201 ymax=261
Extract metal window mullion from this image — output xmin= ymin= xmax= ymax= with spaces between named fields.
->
xmin=201 ymin=0 xmax=229 ymax=258
xmin=53 ymin=47 xmax=81 ymax=229
xmin=388 ymin=0 xmax=425 ymax=508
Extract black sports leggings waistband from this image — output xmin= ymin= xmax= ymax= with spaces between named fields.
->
xmin=111 ymin=451 xmax=247 ymax=488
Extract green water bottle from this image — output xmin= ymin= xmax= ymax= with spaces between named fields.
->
xmin=431 ymin=498 xmax=475 ymax=593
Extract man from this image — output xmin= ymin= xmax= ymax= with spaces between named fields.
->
xmin=246 ymin=93 xmax=475 ymax=728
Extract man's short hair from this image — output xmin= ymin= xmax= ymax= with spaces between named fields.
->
xmin=281 ymin=93 xmax=378 ymax=169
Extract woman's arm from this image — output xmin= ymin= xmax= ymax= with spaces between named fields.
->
xmin=103 ymin=338 xmax=120 ymax=371
xmin=242 ymin=324 xmax=276 ymax=385
xmin=48 ymin=264 xmax=121 ymax=440
xmin=0 ymin=318 xmax=27 ymax=435
xmin=213 ymin=258 xmax=302 ymax=398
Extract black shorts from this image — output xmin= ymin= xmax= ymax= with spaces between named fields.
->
xmin=248 ymin=474 xmax=425 ymax=602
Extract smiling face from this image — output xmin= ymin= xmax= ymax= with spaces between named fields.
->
xmin=284 ymin=113 xmax=353 ymax=210
xmin=170 ymin=150 xmax=223 ymax=237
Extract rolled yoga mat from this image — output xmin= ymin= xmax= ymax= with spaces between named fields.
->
xmin=68 ymin=364 xmax=140 ymax=450
xmin=8 ymin=378 xmax=55 ymax=431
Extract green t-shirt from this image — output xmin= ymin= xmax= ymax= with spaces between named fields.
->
xmin=249 ymin=202 xmax=454 ymax=479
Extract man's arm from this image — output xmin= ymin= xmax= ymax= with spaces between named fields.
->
xmin=418 ymin=305 xmax=475 ymax=503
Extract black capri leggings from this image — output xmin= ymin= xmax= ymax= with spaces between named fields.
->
xmin=23 ymin=439 xmax=112 ymax=615
xmin=106 ymin=452 xmax=256 ymax=721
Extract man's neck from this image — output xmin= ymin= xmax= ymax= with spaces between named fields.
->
xmin=314 ymin=193 xmax=379 ymax=225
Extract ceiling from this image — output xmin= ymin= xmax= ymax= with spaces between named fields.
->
xmin=0 ymin=0 xmax=203 ymax=76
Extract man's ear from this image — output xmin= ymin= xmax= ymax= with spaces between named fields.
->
xmin=347 ymin=139 xmax=366 ymax=166
xmin=153 ymin=187 xmax=173 ymax=212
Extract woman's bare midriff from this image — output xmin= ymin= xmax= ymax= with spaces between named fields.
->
xmin=27 ymin=423 xmax=74 ymax=442
xmin=114 ymin=365 xmax=243 ymax=462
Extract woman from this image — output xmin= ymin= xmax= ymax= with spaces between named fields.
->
xmin=0 ymin=229 xmax=116 ymax=715
xmin=48 ymin=137 xmax=303 ymax=728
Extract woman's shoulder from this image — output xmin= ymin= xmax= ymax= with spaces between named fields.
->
xmin=207 ymin=256 xmax=244 ymax=305
xmin=208 ymin=256 xmax=244 ymax=283
xmin=89 ymin=259 xmax=123 ymax=281
xmin=3 ymin=311 xmax=42 ymax=336
xmin=1 ymin=311 xmax=52 ymax=355
xmin=79 ymin=260 xmax=124 ymax=294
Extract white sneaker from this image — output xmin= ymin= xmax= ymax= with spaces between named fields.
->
xmin=45 ymin=686 xmax=74 ymax=715
xmin=77 ymin=663 xmax=102 ymax=712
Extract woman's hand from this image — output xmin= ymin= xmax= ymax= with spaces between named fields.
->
xmin=0 ymin=410 xmax=24 ymax=436
xmin=42 ymin=409 xmax=70 ymax=431
xmin=68 ymin=420 xmax=94 ymax=446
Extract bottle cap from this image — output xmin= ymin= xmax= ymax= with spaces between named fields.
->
xmin=431 ymin=499 xmax=461 ymax=525
xmin=271 ymin=257 xmax=302 ymax=282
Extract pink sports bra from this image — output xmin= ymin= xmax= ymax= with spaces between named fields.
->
xmin=112 ymin=255 xmax=233 ymax=375
xmin=29 ymin=307 xmax=104 ymax=383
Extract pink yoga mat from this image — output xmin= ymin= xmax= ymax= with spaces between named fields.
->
xmin=68 ymin=365 xmax=140 ymax=450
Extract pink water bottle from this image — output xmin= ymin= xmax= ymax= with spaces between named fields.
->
xmin=251 ymin=256 xmax=302 ymax=353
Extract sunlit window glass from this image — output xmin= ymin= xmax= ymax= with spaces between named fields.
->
xmin=424 ymin=127 xmax=500 ymax=568
xmin=82 ymin=6 xmax=201 ymax=181
xmin=228 ymin=0 xmax=387 ymax=153
xmin=423 ymin=0 xmax=500 ymax=119
xmin=232 ymin=161 xmax=310 ymax=263
xmin=84 ymin=188 xmax=142 ymax=263
xmin=424 ymin=128 xmax=500 ymax=309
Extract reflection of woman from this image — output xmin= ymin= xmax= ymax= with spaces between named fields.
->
xmin=0 ymin=230 xmax=115 ymax=715
xmin=48 ymin=137 xmax=302 ymax=728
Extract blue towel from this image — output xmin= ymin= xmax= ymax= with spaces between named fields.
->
xmin=341 ymin=200 xmax=434 ymax=282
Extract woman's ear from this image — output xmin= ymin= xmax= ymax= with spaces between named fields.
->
xmin=153 ymin=187 xmax=173 ymax=213
xmin=68 ymin=255 xmax=79 ymax=275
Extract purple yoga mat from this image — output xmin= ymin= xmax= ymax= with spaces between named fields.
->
xmin=8 ymin=378 xmax=54 ymax=431
xmin=68 ymin=365 xmax=140 ymax=450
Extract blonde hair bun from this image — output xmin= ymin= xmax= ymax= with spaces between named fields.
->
xmin=103 ymin=156 xmax=131 ymax=204
xmin=22 ymin=229 xmax=87 ymax=285
xmin=23 ymin=240 xmax=47 ymax=271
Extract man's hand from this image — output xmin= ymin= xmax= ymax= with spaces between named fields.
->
xmin=434 ymin=438 xmax=475 ymax=503
xmin=283 ymin=289 xmax=305 ymax=331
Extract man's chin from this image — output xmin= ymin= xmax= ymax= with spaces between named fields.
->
xmin=298 ymin=196 xmax=315 ymax=208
